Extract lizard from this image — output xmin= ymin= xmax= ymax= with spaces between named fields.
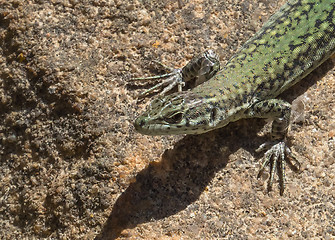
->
xmin=132 ymin=0 xmax=335 ymax=195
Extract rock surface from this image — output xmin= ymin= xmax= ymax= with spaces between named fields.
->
xmin=0 ymin=0 xmax=334 ymax=239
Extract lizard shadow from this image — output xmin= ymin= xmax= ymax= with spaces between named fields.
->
xmin=95 ymin=119 xmax=264 ymax=240
xmin=96 ymin=59 xmax=334 ymax=239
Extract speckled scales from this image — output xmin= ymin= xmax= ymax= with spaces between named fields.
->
xmin=195 ymin=0 xmax=335 ymax=109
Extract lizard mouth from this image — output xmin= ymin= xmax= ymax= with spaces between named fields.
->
xmin=133 ymin=120 xmax=171 ymax=135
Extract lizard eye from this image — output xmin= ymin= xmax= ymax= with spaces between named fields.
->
xmin=164 ymin=112 xmax=183 ymax=124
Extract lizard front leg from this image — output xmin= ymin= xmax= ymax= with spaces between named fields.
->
xmin=130 ymin=50 xmax=220 ymax=97
xmin=246 ymin=99 xmax=301 ymax=195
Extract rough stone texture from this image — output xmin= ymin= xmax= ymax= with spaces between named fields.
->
xmin=0 ymin=0 xmax=334 ymax=239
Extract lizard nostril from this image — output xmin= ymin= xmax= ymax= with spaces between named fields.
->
xmin=210 ymin=107 xmax=218 ymax=125
xmin=134 ymin=118 xmax=145 ymax=130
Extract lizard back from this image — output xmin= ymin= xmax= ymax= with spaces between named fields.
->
xmin=193 ymin=0 xmax=335 ymax=109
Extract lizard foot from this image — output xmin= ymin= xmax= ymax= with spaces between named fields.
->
xmin=130 ymin=50 xmax=220 ymax=98
xmin=130 ymin=64 xmax=184 ymax=98
xmin=256 ymin=141 xmax=301 ymax=195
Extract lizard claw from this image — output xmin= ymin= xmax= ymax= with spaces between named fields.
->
xmin=256 ymin=141 xmax=301 ymax=195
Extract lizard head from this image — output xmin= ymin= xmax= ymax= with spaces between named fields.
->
xmin=134 ymin=92 xmax=228 ymax=135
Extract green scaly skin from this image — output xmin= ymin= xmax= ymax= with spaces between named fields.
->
xmin=134 ymin=0 xmax=335 ymax=195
